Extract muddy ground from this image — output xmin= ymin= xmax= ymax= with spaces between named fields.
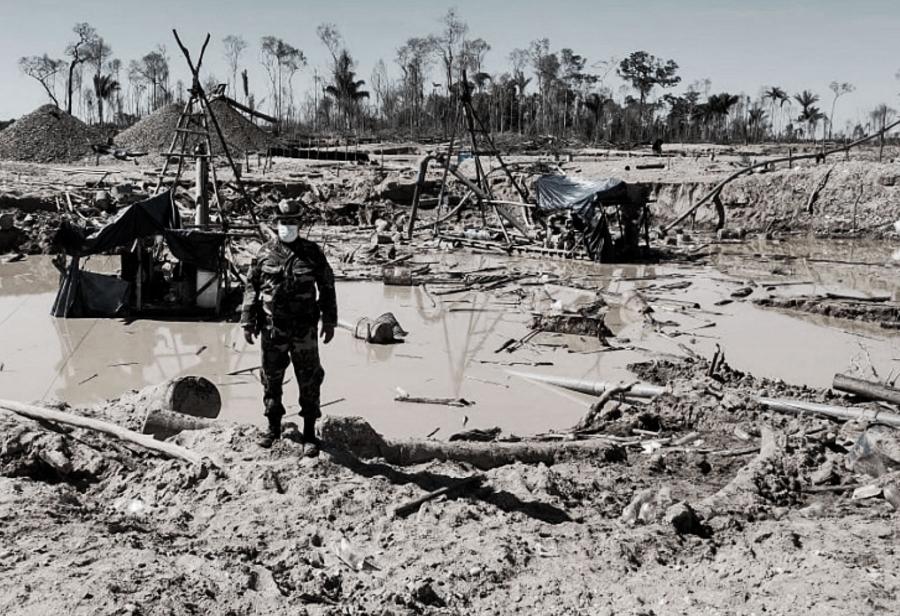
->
xmin=2 ymin=357 xmax=899 ymax=615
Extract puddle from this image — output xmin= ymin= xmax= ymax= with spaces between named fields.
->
xmin=0 ymin=247 xmax=897 ymax=439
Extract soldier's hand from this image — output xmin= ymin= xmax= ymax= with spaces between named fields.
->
xmin=243 ymin=328 xmax=256 ymax=345
xmin=320 ymin=323 xmax=335 ymax=344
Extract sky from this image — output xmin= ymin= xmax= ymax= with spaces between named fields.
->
xmin=1 ymin=0 xmax=899 ymax=128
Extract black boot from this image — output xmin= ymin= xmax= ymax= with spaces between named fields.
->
xmin=258 ymin=417 xmax=282 ymax=449
xmin=302 ymin=418 xmax=320 ymax=458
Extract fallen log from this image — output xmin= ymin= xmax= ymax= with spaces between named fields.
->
xmin=833 ymin=373 xmax=900 ymax=406
xmin=0 ymin=399 xmax=206 ymax=465
xmin=319 ymin=416 xmax=626 ymax=469
xmin=508 ymin=371 xmax=900 ymax=427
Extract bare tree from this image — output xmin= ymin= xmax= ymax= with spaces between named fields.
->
xmin=222 ymin=35 xmax=248 ymax=100
xmin=316 ymin=23 xmax=343 ymax=65
xmin=460 ymin=38 xmax=490 ymax=77
xmin=129 ymin=46 xmax=170 ymax=113
xmin=370 ymin=59 xmax=392 ymax=122
xmin=260 ymin=36 xmax=305 ymax=121
xmin=64 ymin=23 xmax=98 ymax=114
xmin=870 ymin=103 xmax=896 ymax=161
xmin=433 ymin=8 xmax=468 ymax=99
xmin=828 ymin=81 xmax=854 ymax=140
xmin=396 ymin=37 xmax=433 ymax=131
xmin=19 ymin=55 xmax=65 ymax=107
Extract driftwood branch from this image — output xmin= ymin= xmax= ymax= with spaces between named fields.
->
xmin=0 ymin=399 xmax=206 ymax=465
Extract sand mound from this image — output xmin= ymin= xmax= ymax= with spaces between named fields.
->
xmin=115 ymin=99 xmax=271 ymax=157
xmin=0 ymin=104 xmax=98 ymax=163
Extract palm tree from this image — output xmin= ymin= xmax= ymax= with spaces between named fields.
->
xmin=792 ymin=90 xmax=822 ymax=142
xmin=707 ymin=92 xmax=740 ymax=141
xmin=324 ymin=49 xmax=369 ymax=130
xmin=92 ymin=73 xmax=119 ymax=126
xmin=748 ymin=106 xmax=767 ymax=143
xmin=798 ymin=106 xmax=826 ymax=141
xmin=584 ymin=92 xmax=609 ymax=143
xmin=511 ymin=70 xmax=531 ymax=134
xmin=763 ymin=86 xmax=787 ymax=139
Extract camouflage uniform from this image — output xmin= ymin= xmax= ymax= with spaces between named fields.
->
xmin=241 ymin=237 xmax=337 ymax=422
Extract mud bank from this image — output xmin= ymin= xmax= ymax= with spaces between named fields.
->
xmin=648 ymin=160 xmax=900 ymax=233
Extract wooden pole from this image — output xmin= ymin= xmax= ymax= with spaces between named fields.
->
xmin=833 ymin=373 xmax=900 ymax=406
xmin=0 ymin=399 xmax=207 ymax=465
xmin=509 ymin=371 xmax=900 ymax=427
xmin=407 ymin=153 xmax=434 ymax=239
xmin=194 ymin=143 xmax=209 ymax=227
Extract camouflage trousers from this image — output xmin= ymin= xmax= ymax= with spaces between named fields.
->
xmin=260 ymin=324 xmax=324 ymax=420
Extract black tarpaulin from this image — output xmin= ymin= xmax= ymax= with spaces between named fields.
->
xmin=56 ymin=190 xmax=179 ymax=255
xmin=534 ymin=175 xmax=627 ymax=261
xmin=534 ymin=175 xmax=626 ymax=217
xmin=55 ymin=191 xmax=225 ymax=270
xmin=52 ymin=191 xmax=227 ymax=318
xmin=51 ymin=257 xmax=131 ymax=318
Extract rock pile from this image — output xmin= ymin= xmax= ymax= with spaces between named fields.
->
xmin=0 ymin=104 xmax=98 ymax=163
xmin=115 ymin=99 xmax=271 ymax=157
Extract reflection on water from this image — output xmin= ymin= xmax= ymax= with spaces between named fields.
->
xmin=0 ymin=248 xmax=897 ymax=439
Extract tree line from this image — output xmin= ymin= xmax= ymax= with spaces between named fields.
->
xmin=17 ymin=11 xmax=899 ymax=145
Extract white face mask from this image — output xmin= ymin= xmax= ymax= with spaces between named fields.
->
xmin=277 ymin=224 xmax=299 ymax=243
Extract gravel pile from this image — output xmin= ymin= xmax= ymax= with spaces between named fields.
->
xmin=0 ymin=104 xmax=98 ymax=162
xmin=115 ymin=99 xmax=271 ymax=157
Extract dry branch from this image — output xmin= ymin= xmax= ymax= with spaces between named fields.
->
xmin=0 ymin=399 xmax=206 ymax=465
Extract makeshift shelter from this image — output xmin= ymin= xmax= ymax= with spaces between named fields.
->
xmin=534 ymin=175 xmax=649 ymax=262
xmin=52 ymin=191 xmax=228 ymax=318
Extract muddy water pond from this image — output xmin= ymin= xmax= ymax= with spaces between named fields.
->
xmin=0 ymin=242 xmax=897 ymax=439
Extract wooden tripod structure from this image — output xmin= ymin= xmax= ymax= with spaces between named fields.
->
xmin=408 ymin=71 xmax=531 ymax=243
xmin=153 ymin=30 xmax=258 ymax=228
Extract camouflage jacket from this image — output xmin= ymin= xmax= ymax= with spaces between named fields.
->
xmin=240 ymin=238 xmax=337 ymax=333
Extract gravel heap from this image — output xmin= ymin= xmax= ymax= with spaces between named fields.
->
xmin=0 ymin=104 xmax=98 ymax=162
xmin=115 ymin=99 xmax=271 ymax=157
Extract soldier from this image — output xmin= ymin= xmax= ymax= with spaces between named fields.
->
xmin=241 ymin=200 xmax=337 ymax=455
